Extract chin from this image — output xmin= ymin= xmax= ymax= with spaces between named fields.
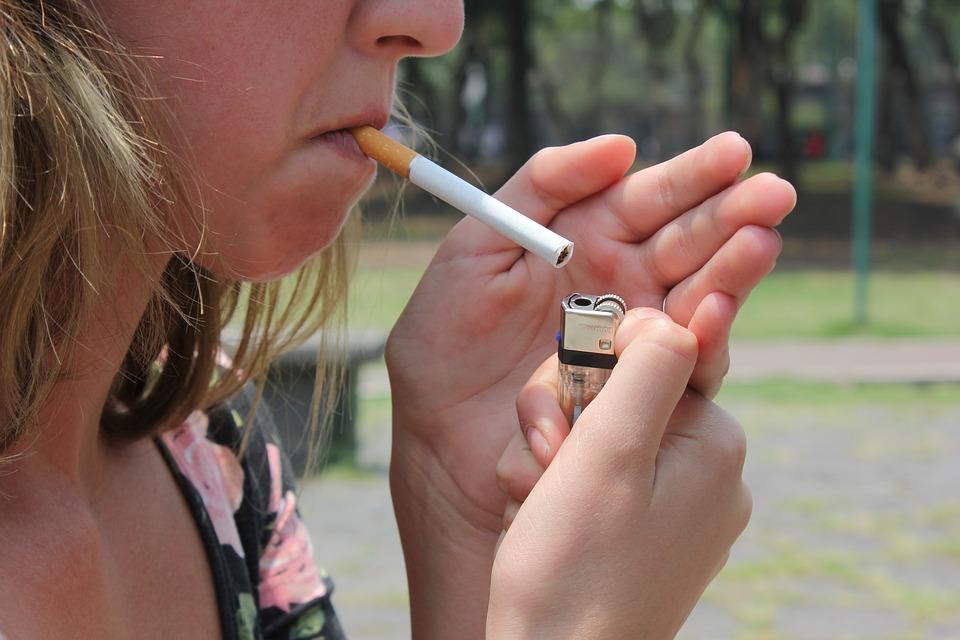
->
xmin=217 ymin=204 xmax=357 ymax=282
xmin=191 ymin=161 xmax=372 ymax=282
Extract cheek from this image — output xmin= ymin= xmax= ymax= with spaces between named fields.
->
xmin=153 ymin=44 xmax=371 ymax=280
xmin=180 ymin=153 xmax=375 ymax=281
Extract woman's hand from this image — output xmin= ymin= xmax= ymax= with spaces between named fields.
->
xmin=487 ymin=308 xmax=752 ymax=639
xmin=496 ymin=291 xmax=739 ymax=533
xmin=385 ymin=134 xmax=792 ymax=637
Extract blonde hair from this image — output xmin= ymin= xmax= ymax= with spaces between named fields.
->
xmin=0 ymin=0 xmax=351 ymax=467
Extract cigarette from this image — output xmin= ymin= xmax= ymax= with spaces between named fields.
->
xmin=350 ymin=126 xmax=574 ymax=268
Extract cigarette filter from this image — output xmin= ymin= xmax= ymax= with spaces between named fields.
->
xmin=351 ymin=126 xmax=574 ymax=268
xmin=557 ymin=292 xmax=626 ymax=425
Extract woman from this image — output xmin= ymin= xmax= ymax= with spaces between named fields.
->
xmin=0 ymin=1 xmax=795 ymax=638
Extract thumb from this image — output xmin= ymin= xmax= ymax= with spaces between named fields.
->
xmin=575 ymin=307 xmax=698 ymax=471
xmin=447 ymin=135 xmax=636 ymax=258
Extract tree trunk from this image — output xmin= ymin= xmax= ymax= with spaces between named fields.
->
xmin=923 ymin=0 xmax=960 ymax=147
xmin=769 ymin=0 xmax=808 ymax=186
xmin=730 ymin=0 xmax=767 ymax=144
xmin=773 ymin=79 xmax=798 ymax=185
xmin=878 ymin=0 xmax=932 ymax=169
xmin=683 ymin=0 xmax=709 ymax=147
xmin=585 ymin=0 xmax=615 ymax=134
xmin=505 ymin=0 xmax=534 ymax=174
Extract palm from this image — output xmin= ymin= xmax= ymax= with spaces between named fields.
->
xmin=386 ymin=133 xmax=794 ymax=535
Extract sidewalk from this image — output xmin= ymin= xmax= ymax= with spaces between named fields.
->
xmin=729 ymin=338 xmax=960 ymax=384
xmin=357 ymin=339 xmax=960 ymax=394
xmin=300 ymin=337 xmax=960 ymax=639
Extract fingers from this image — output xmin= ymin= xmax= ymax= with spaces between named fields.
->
xmin=577 ymin=308 xmax=698 ymax=471
xmin=495 ymin=432 xmax=546 ymax=503
xmin=639 ymin=172 xmax=796 ymax=287
xmin=659 ymin=398 xmax=752 ymax=545
xmin=600 ymin=132 xmax=752 ymax=242
xmin=454 ymin=135 xmax=636 ymax=258
xmin=686 ymin=292 xmax=738 ymax=399
xmin=497 ymin=135 xmax=636 ymax=224
xmin=664 ymin=224 xmax=781 ymax=327
xmin=503 ymin=498 xmax=522 ymax=532
xmin=515 ymin=354 xmax=569 ymax=469
xmin=495 ymin=355 xmax=570 ymax=520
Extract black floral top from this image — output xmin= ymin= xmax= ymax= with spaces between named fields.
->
xmin=155 ymin=388 xmax=346 ymax=639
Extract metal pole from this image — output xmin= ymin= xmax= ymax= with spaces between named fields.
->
xmin=853 ymin=0 xmax=877 ymax=325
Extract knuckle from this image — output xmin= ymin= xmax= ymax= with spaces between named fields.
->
xmin=621 ymin=313 xmax=700 ymax=364
xmin=649 ymin=320 xmax=699 ymax=361
xmin=624 ymin=307 xmax=668 ymax=324
xmin=720 ymin=353 xmax=731 ymax=379
xmin=495 ymin=445 xmax=540 ymax=502
xmin=645 ymin=316 xmax=677 ymax=336
xmin=502 ymin=499 xmax=521 ymax=532
xmin=708 ymin=419 xmax=748 ymax=479
xmin=713 ymin=551 xmax=732 ymax=579
xmin=531 ymin=146 xmax=559 ymax=163
xmin=675 ymin=325 xmax=700 ymax=358
xmin=655 ymin=167 xmax=678 ymax=211
xmin=495 ymin=456 xmax=512 ymax=494
xmin=735 ymin=482 xmax=754 ymax=531
xmin=671 ymin=220 xmax=697 ymax=266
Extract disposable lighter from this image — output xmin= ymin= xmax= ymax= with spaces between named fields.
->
xmin=557 ymin=293 xmax=626 ymax=425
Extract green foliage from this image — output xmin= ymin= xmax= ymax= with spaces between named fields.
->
xmin=731 ymin=270 xmax=960 ymax=339
xmin=402 ymin=0 xmax=960 ymax=191
xmin=347 ymin=242 xmax=960 ymax=339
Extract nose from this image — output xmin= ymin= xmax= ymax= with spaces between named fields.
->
xmin=348 ymin=0 xmax=464 ymax=60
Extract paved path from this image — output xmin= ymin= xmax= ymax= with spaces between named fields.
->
xmin=356 ymin=340 xmax=960 ymax=396
xmin=298 ymin=340 xmax=960 ymax=639
xmin=729 ymin=339 xmax=960 ymax=384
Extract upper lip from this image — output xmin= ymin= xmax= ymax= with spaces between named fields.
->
xmin=310 ymin=107 xmax=390 ymax=138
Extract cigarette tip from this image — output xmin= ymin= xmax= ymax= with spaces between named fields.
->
xmin=555 ymin=243 xmax=574 ymax=268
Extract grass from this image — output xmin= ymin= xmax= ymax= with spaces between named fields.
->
xmin=730 ymin=270 xmax=960 ymax=339
xmin=348 ymin=241 xmax=960 ymax=339
xmin=348 ymin=263 xmax=426 ymax=331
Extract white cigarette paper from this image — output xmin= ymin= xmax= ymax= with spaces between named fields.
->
xmin=350 ymin=126 xmax=574 ymax=268
xmin=408 ymin=157 xmax=573 ymax=268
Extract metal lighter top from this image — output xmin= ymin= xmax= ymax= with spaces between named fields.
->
xmin=558 ymin=293 xmax=627 ymax=425
xmin=558 ymin=293 xmax=627 ymax=368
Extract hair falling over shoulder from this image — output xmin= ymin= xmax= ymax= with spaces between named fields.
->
xmin=0 ymin=0 xmax=352 ymax=471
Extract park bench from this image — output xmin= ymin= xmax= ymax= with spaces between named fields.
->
xmin=223 ymin=329 xmax=387 ymax=473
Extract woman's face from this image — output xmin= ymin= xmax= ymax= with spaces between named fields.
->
xmin=92 ymin=1 xmax=464 ymax=280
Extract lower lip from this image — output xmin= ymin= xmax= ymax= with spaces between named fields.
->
xmin=312 ymin=129 xmax=371 ymax=163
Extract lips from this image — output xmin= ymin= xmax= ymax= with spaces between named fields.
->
xmin=309 ymin=107 xmax=390 ymax=140
xmin=314 ymin=128 xmax=368 ymax=161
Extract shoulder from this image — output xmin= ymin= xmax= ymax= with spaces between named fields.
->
xmin=158 ymin=384 xmax=287 ymax=554
xmin=160 ymin=385 xmax=346 ymax=638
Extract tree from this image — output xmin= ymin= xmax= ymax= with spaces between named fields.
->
xmin=769 ymin=0 xmax=810 ymax=185
xmin=877 ymin=0 xmax=932 ymax=170
xmin=505 ymin=0 xmax=535 ymax=173
xmin=683 ymin=0 xmax=710 ymax=148
xmin=922 ymin=0 xmax=960 ymax=157
xmin=712 ymin=0 xmax=809 ymax=184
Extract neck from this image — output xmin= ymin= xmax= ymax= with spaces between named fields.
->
xmin=6 ymin=255 xmax=171 ymax=493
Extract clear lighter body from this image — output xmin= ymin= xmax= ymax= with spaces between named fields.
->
xmin=558 ymin=364 xmax=613 ymax=424
xmin=557 ymin=293 xmax=626 ymax=426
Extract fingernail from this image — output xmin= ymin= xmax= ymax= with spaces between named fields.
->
xmin=737 ymin=136 xmax=753 ymax=178
xmin=524 ymin=426 xmax=550 ymax=461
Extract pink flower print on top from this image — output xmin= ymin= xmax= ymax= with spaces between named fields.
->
xmin=258 ymin=443 xmax=326 ymax=612
xmin=162 ymin=410 xmax=246 ymax=558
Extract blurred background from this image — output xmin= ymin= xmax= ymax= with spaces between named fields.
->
xmin=292 ymin=1 xmax=960 ymax=638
